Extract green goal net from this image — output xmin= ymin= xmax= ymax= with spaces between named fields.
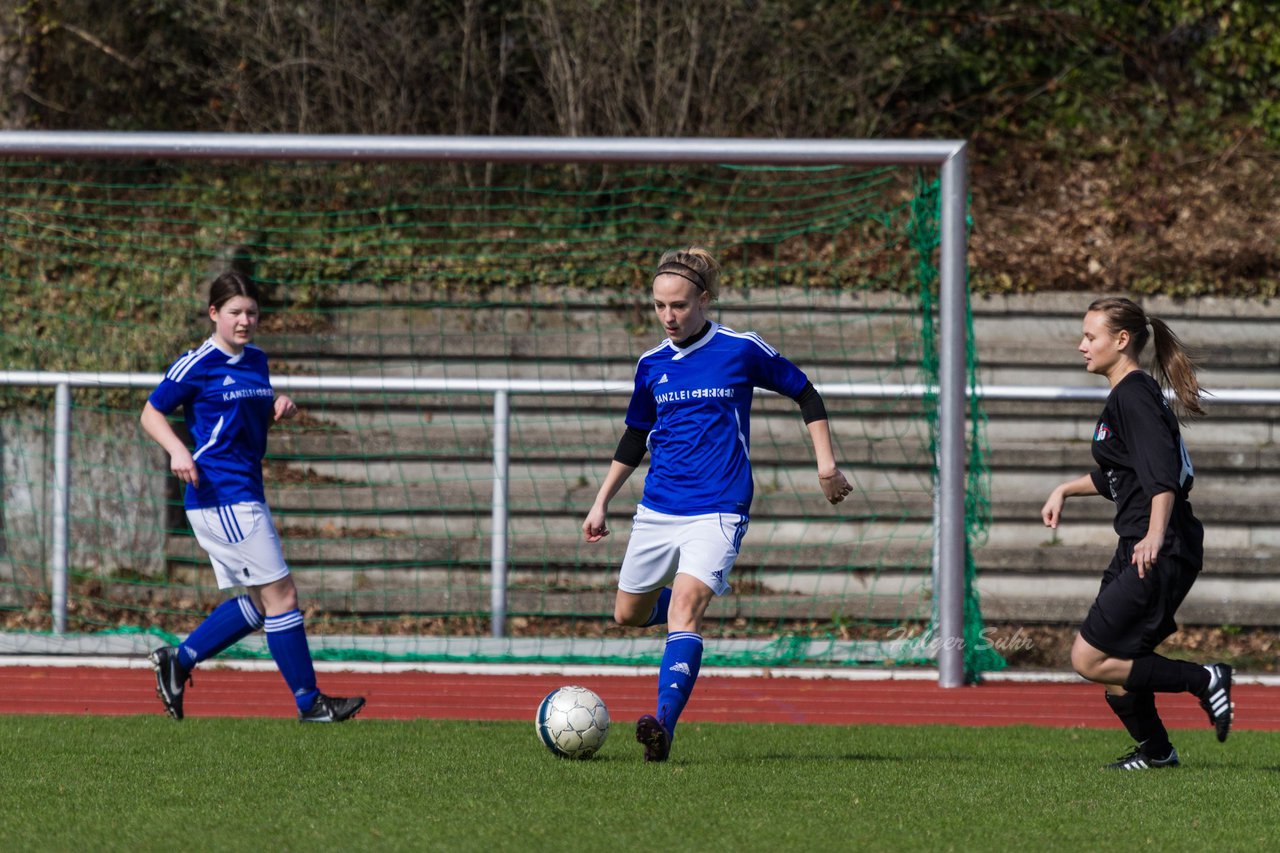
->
xmin=0 ymin=153 xmax=1001 ymax=677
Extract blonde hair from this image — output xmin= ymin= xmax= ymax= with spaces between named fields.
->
xmin=655 ymin=246 xmax=721 ymax=301
xmin=1088 ymin=296 xmax=1204 ymax=419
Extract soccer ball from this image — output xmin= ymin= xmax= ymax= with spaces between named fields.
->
xmin=535 ymin=685 xmax=610 ymax=759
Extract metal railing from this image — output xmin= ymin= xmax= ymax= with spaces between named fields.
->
xmin=2 ymin=371 xmax=949 ymax=637
xmin=5 ymin=369 xmax=1276 ymax=643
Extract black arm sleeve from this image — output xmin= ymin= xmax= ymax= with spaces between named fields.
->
xmin=612 ymin=426 xmax=650 ymax=467
xmin=791 ymin=381 xmax=828 ymax=424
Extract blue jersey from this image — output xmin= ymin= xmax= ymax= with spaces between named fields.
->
xmin=148 ymin=339 xmax=276 ymax=509
xmin=625 ymin=322 xmax=809 ymax=517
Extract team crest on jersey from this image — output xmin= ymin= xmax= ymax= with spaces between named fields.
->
xmin=1094 ymin=422 xmax=1111 ymax=441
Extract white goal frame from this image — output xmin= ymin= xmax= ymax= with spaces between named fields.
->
xmin=0 ymin=132 xmax=973 ymax=686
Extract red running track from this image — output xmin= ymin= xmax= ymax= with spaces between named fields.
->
xmin=2 ymin=666 xmax=1279 ymax=730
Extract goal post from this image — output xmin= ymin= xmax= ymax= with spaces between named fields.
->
xmin=0 ymin=131 xmax=986 ymax=685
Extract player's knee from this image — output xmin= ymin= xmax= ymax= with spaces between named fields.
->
xmin=256 ymin=574 xmax=299 ymax=615
xmin=613 ymin=606 xmax=644 ymax=627
xmin=667 ymin=596 xmax=707 ymax=633
xmin=1070 ymin=643 xmax=1100 ymax=681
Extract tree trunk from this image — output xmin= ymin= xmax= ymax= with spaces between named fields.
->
xmin=0 ymin=5 xmax=34 ymax=129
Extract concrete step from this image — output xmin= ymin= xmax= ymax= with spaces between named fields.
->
xmin=268 ymin=411 xmax=941 ymax=465
xmin=256 ymin=466 xmax=1280 ymax=532
xmin=979 ymin=518 xmax=1275 ymax=550
xmin=974 ymin=544 xmax=1278 ymax=577
xmin=988 ymin=440 xmax=1280 ymax=468
xmin=165 ymin=514 xmax=1276 ymax=577
xmin=269 ymin=410 xmax=1278 ymax=461
xmin=268 ymin=305 xmax=927 ymax=368
xmin=975 ymin=573 xmax=1280 ymax=625
xmin=167 ymin=515 xmax=927 ymax=563
xmin=977 ymin=363 xmax=1277 ymax=392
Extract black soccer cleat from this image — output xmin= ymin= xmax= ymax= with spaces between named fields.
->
xmin=298 ymin=693 xmax=366 ymax=723
xmin=635 ymin=714 xmax=671 ymax=763
xmin=1199 ymin=663 xmax=1234 ymax=742
xmin=148 ymin=646 xmax=192 ymax=721
xmin=1105 ymin=743 xmax=1180 ymax=771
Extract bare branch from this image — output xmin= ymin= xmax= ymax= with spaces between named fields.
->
xmin=56 ymin=22 xmax=143 ymax=72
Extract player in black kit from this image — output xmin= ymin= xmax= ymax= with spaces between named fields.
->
xmin=1040 ymin=296 xmax=1232 ymax=770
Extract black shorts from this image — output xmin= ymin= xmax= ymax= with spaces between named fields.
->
xmin=1078 ymin=539 xmax=1201 ymax=659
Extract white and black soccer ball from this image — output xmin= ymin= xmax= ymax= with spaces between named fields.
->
xmin=535 ymin=685 xmax=610 ymax=759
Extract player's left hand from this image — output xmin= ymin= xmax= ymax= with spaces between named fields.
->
xmin=1130 ymin=535 xmax=1162 ymax=579
xmin=274 ymin=395 xmax=298 ymax=421
xmin=818 ymin=469 xmax=852 ymax=505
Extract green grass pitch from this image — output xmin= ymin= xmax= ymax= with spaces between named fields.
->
xmin=1 ymin=716 xmax=1276 ymax=851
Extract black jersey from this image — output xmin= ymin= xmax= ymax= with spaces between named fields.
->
xmin=1088 ymin=371 xmax=1200 ymax=547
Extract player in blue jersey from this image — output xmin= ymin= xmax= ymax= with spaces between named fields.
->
xmin=582 ymin=246 xmax=852 ymax=761
xmin=1041 ymin=297 xmax=1231 ymax=770
xmin=141 ymin=271 xmax=364 ymax=723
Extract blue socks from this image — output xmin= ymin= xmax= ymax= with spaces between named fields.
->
xmin=177 ymin=597 xmax=321 ymax=713
xmin=643 ymin=591 xmax=699 ymax=739
xmin=656 ymin=631 xmax=703 ymax=739
xmin=264 ymin=609 xmax=320 ymax=712
xmin=178 ymin=595 xmax=264 ymax=669
xmin=641 ymin=587 xmax=672 ymax=628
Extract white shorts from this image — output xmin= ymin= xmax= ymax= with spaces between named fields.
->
xmin=186 ymin=502 xmax=290 ymax=591
xmin=617 ymin=504 xmax=748 ymax=597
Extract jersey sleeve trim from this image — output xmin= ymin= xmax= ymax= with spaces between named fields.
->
xmin=166 ymin=340 xmax=216 ymax=383
xmin=636 ymin=339 xmax=674 ymax=365
xmin=716 ymin=326 xmax=779 ymax=357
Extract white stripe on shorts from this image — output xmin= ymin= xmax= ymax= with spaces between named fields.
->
xmin=186 ymin=502 xmax=290 ymax=591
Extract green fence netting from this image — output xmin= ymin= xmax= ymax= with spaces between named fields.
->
xmin=0 ymin=156 xmax=1000 ymax=676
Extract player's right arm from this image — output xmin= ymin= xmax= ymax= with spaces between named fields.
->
xmin=1040 ymin=472 xmax=1100 ymax=529
xmin=585 ymin=365 xmax=654 ymax=542
xmin=140 ymin=401 xmax=199 ymax=487
xmin=583 ymin=460 xmax=637 ymax=543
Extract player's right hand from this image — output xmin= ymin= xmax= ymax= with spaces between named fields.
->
xmin=818 ymin=469 xmax=852 ymax=505
xmin=1040 ymin=490 xmax=1064 ymax=528
xmin=170 ymin=449 xmax=199 ymax=487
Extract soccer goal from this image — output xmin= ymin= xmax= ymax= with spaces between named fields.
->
xmin=0 ymin=133 xmax=996 ymax=685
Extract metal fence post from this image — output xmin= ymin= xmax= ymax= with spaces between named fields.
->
xmin=490 ymin=390 xmax=511 ymax=639
xmin=51 ymin=382 xmax=71 ymax=635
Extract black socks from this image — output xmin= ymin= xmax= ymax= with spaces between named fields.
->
xmin=1105 ymin=690 xmax=1172 ymax=757
xmin=1124 ymin=654 xmax=1212 ymax=696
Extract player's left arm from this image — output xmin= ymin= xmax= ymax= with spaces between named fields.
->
xmin=1117 ymin=387 xmax=1180 ymax=576
xmin=1132 ymin=490 xmax=1174 ymax=579
xmin=804 ymin=417 xmax=852 ymax=505
xmin=788 ymin=381 xmax=850 ymax=504
xmin=756 ymin=346 xmax=852 ymax=506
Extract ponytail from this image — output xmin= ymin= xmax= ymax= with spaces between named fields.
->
xmin=1149 ymin=316 xmax=1205 ymax=419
